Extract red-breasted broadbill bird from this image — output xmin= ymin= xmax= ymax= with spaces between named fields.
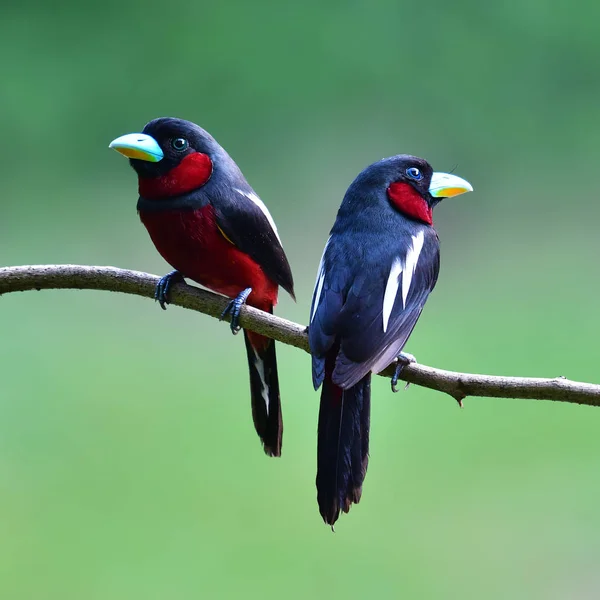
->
xmin=110 ymin=117 xmax=295 ymax=457
xmin=308 ymin=155 xmax=473 ymax=526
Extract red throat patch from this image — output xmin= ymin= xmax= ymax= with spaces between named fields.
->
xmin=387 ymin=182 xmax=433 ymax=225
xmin=138 ymin=152 xmax=213 ymax=199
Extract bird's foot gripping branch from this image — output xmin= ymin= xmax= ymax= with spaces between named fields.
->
xmin=154 ymin=269 xmax=184 ymax=310
xmin=391 ymin=351 xmax=417 ymax=393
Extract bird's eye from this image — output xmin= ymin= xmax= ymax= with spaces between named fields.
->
xmin=406 ymin=167 xmax=423 ymax=181
xmin=171 ymin=137 xmax=189 ymax=151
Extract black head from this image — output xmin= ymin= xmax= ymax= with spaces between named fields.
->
xmin=355 ymin=155 xmax=433 ymax=187
xmin=110 ymin=117 xmax=249 ymax=203
xmin=117 ymin=117 xmax=224 ymax=178
xmin=341 ymin=154 xmax=472 ymax=225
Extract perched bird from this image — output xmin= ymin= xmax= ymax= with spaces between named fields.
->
xmin=110 ymin=117 xmax=294 ymax=457
xmin=309 ymin=155 xmax=472 ymax=526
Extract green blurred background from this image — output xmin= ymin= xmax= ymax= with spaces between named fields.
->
xmin=2 ymin=1 xmax=600 ymax=598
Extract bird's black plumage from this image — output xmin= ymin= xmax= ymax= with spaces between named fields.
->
xmin=112 ymin=117 xmax=295 ymax=457
xmin=212 ymin=189 xmax=295 ymax=299
xmin=309 ymin=154 xmax=467 ymax=526
xmin=310 ymin=156 xmax=440 ymax=388
xmin=133 ymin=118 xmax=294 ymax=299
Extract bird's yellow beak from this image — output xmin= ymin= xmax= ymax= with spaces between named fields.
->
xmin=429 ymin=172 xmax=473 ymax=198
xmin=109 ymin=133 xmax=164 ymax=163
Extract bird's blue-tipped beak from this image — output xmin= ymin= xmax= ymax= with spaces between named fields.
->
xmin=109 ymin=133 xmax=164 ymax=163
xmin=429 ymin=172 xmax=473 ymax=198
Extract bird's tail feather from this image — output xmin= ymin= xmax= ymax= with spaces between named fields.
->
xmin=244 ymin=327 xmax=283 ymax=457
xmin=316 ymin=353 xmax=371 ymax=526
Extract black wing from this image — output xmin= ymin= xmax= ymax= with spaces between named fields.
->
xmin=310 ymin=229 xmax=440 ymax=389
xmin=212 ymin=188 xmax=295 ymax=299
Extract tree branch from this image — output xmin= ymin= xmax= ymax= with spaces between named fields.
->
xmin=1 ymin=264 xmax=599 ymax=408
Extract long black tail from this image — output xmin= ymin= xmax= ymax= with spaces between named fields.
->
xmin=244 ymin=329 xmax=283 ymax=457
xmin=316 ymin=369 xmax=371 ymax=526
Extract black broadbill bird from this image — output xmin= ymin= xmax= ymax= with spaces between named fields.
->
xmin=109 ymin=118 xmax=294 ymax=457
xmin=309 ymin=155 xmax=473 ymax=526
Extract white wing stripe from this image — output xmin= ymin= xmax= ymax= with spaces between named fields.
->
xmin=402 ymin=231 xmax=425 ymax=308
xmin=311 ymin=236 xmax=331 ymax=323
xmin=382 ymin=257 xmax=403 ymax=332
xmin=235 ymin=188 xmax=282 ymax=244
xmin=382 ymin=231 xmax=426 ymax=332
xmin=312 ymin=274 xmax=325 ymax=323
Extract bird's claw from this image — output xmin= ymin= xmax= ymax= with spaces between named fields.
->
xmin=220 ymin=287 xmax=252 ymax=334
xmin=154 ymin=270 xmax=184 ymax=310
xmin=391 ymin=351 xmax=417 ymax=393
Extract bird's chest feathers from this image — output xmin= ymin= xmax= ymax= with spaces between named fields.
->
xmin=387 ymin=182 xmax=433 ymax=225
xmin=139 ymin=205 xmax=274 ymax=304
xmin=138 ymin=153 xmax=213 ymax=199
xmin=139 ymin=205 xmax=228 ymax=268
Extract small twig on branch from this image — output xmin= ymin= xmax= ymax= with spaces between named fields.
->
xmin=1 ymin=264 xmax=599 ymax=408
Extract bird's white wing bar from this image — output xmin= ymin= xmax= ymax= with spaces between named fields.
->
xmin=235 ymin=188 xmax=282 ymax=244
xmin=382 ymin=230 xmax=425 ymax=332
xmin=402 ymin=231 xmax=425 ymax=308
xmin=311 ymin=236 xmax=332 ymax=323
xmin=382 ymin=257 xmax=403 ymax=333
